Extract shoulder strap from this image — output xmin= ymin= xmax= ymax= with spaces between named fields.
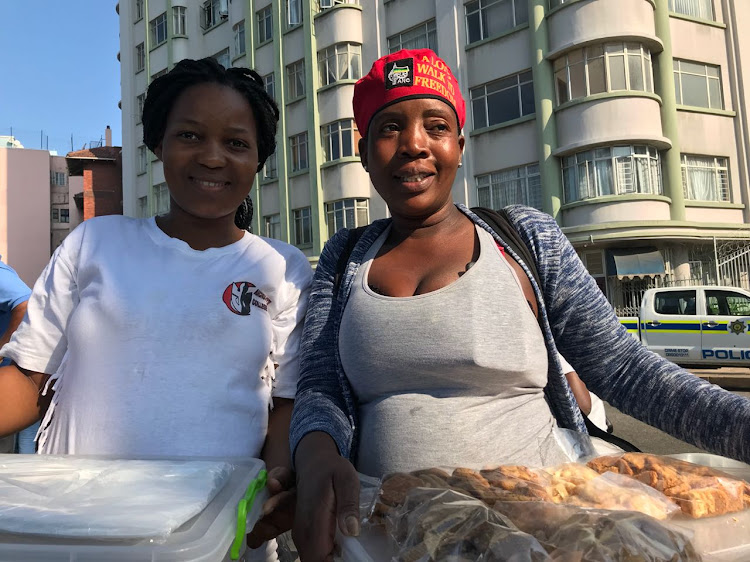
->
xmin=471 ymin=207 xmax=541 ymax=288
xmin=332 ymin=226 xmax=367 ymax=295
xmin=584 ymin=416 xmax=642 ymax=453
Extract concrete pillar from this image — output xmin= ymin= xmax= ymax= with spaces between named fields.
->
xmin=653 ymin=0 xmax=686 ymax=221
xmin=528 ymin=0 xmax=562 ymax=220
xmin=670 ymin=245 xmax=692 ymax=282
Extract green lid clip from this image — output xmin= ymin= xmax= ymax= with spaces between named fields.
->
xmin=230 ymin=468 xmax=268 ymax=560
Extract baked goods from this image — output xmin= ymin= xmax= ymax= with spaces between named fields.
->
xmin=586 ymin=453 xmax=748 ymax=518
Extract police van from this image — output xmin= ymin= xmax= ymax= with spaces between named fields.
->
xmin=620 ymin=286 xmax=750 ymax=366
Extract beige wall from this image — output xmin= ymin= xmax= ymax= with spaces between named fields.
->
xmin=0 ymin=148 xmax=53 ymax=287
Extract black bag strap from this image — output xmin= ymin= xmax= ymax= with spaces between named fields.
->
xmin=470 ymin=207 xmax=541 ymax=288
xmin=584 ymin=415 xmax=641 ymax=453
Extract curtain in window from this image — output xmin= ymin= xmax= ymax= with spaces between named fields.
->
xmin=633 ymin=157 xmax=651 ymax=194
xmin=670 ymin=0 xmax=711 ymax=19
xmin=594 ymin=159 xmax=613 ymax=196
xmin=684 ymin=156 xmax=717 ymax=200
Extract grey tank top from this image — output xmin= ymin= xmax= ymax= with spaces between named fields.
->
xmin=339 ymin=225 xmax=569 ymax=477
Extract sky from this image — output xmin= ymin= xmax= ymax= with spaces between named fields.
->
xmin=0 ymin=2 xmax=122 ymax=155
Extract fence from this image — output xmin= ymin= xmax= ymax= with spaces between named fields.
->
xmin=610 ymin=238 xmax=750 ymax=316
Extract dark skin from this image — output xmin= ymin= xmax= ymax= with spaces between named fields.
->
xmin=0 ymin=82 xmax=295 ymax=546
xmin=293 ymin=98 xmax=543 ymax=561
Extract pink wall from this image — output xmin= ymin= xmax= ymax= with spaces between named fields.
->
xmin=0 ymin=148 xmax=53 ymax=287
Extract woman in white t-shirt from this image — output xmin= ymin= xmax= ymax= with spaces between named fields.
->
xmin=0 ymin=58 xmax=312 ymax=556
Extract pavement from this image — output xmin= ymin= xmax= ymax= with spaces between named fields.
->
xmin=688 ymin=366 xmax=750 ymax=390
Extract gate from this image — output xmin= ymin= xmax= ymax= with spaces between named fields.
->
xmin=716 ymin=239 xmax=750 ymax=290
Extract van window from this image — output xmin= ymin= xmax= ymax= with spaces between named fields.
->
xmin=654 ymin=290 xmax=696 ymax=315
xmin=706 ymin=290 xmax=750 ymax=316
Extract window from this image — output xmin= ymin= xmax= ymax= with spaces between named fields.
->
xmin=51 ymin=208 xmax=60 ymax=221
xmin=674 ymin=60 xmax=723 ymax=109
xmin=319 ymin=0 xmax=359 ymax=9
xmin=318 ymin=43 xmax=362 ymax=87
xmin=548 ymin=0 xmax=574 ymax=7
xmin=471 ymin=70 xmax=534 ymax=129
xmin=706 ymin=290 xmax=750 ymax=316
xmin=151 ymin=68 xmax=168 ymax=81
xmin=326 ymin=199 xmax=368 ymax=237
xmin=562 ymin=145 xmax=662 ymax=203
xmin=388 ymin=19 xmax=438 ymax=54
xmin=654 ymin=290 xmax=696 ymax=316
xmin=263 ymin=152 xmax=278 ymax=180
xmin=465 ymin=0 xmax=527 ymax=44
xmin=50 ymin=171 xmax=66 ymax=186
xmin=293 ymin=207 xmax=313 ymax=246
xmin=476 ymin=164 xmax=541 ymax=210
xmin=286 ymin=59 xmax=306 ymax=99
xmin=322 ymin=120 xmax=360 ymax=162
xmin=150 ymin=12 xmax=168 ymax=46
xmin=135 ymin=0 xmax=144 ymax=21
xmin=289 ymin=132 xmax=308 ymax=172
xmin=681 ymin=155 xmax=730 ymax=202
xmin=135 ymin=43 xmax=145 ymax=72
xmin=287 ymin=0 xmax=302 ymax=26
xmin=173 ymin=6 xmax=186 ymax=35
xmin=669 ymin=0 xmax=714 ymax=20
xmin=137 ymin=196 xmax=149 ymax=218
xmin=234 ymin=21 xmax=246 ymax=56
xmin=580 ymin=251 xmax=607 ymax=295
xmin=60 ymin=209 xmax=70 ymax=223
xmin=212 ymin=48 xmax=230 ymax=70
xmin=138 ymin=145 xmax=147 ymax=174
xmin=201 ymin=0 xmax=226 ymax=30
xmin=263 ymin=72 xmax=275 ymax=100
xmin=257 ymin=7 xmax=272 ymax=44
xmin=554 ymin=43 xmax=654 ymax=105
xmin=264 ymin=214 xmax=281 ymax=239
xmin=136 ymin=93 xmax=145 ymax=122
xmin=154 ymin=183 xmax=170 ymax=214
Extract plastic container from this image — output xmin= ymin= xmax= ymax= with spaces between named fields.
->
xmin=0 ymin=454 xmax=268 ymax=562
xmin=336 ymin=454 xmax=750 ymax=562
xmin=665 ymin=453 xmax=750 ymax=562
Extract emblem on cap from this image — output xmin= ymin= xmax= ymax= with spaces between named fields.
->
xmin=385 ymin=58 xmax=414 ymax=89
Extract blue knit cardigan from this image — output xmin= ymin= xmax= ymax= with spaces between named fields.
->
xmin=290 ymin=204 xmax=750 ymax=464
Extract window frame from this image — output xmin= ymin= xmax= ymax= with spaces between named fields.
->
xmin=263 ymin=72 xmax=275 ymax=100
xmin=680 ymin=154 xmax=730 ymax=202
xmin=287 ymin=0 xmax=302 ymax=27
xmin=562 ymin=145 xmax=663 ymax=203
xmin=554 ymin=42 xmax=654 ymax=105
xmin=289 ymin=132 xmax=309 ymax=172
xmin=138 ymin=145 xmax=148 ymax=174
xmin=388 ymin=19 xmax=438 ymax=54
xmin=136 ymin=93 xmax=145 ymax=123
xmin=286 ymin=59 xmax=306 ymax=99
xmin=263 ymin=152 xmax=278 ymax=180
xmin=668 ymin=0 xmax=714 ymax=20
xmin=149 ymin=12 xmax=168 ymax=47
xmin=465 ymin=0 xmax=528 ymax=45
xmin=476 ymin=163 xmax=542 ymax=210
xmin=172 ymin=5 xmax=186 ymax=36
xmin=135 ymin=0 xmax=144 ymax=21
xmin=154 ymin=182 xmax=171 ymax=214
xmin=212 ymin=48 xmax=230 ymax=70
xmin=470 ymin=70 xmax=535 ymax=129
xmin=293 ymin=207 xmax=313 ymax=247
xmin=325 ymin=198 xmax=369 ymax=237
xmin=60 ymin=209 xmax=70 ymax=224
xmin=137 ymin=196 xmax=149 ymax=218
xmin=256 ymin=6 xmax=272 ymax=44
xmin=135 ymin=43 xmax=145 ymax=72
xmin=673 ymin=59 xmax=723 ymax=110
xmin=317 ymin=43 xmax=362 ymax=87
xmin=264 ymin=213 xmax=281 ymax=239
xmin=321 ymin=119 xmax=360 ymax=162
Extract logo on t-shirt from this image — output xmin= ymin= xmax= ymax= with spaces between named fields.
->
xmin=222 ymin=282 xmax=272 ymax=315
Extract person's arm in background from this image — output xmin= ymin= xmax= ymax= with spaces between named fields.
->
xmin=0 ymin=300 xmax=27 ymax=351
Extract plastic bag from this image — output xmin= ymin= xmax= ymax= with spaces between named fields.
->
xmin=387 ymin=488 xmax=551 ymax=562
xmin=493 ymin=501 xmax=701 ymax=562
xmin=0 ymin=456 xmax=233 ymax=539
xmin=587 ymin=452 xmax=750 ymax=518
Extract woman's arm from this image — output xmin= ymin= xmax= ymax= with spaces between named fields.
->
xmin=0 ymin=364 xmax=49 ymax=436
xmin=513 ymin=208 xmax=750 ymax=462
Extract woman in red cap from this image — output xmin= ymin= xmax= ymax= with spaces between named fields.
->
xmin=289 ymin=48 xmax=750 ymax=560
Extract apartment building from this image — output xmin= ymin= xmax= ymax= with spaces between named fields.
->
xmin=118 ymin=0 xmax=750 ymax=311
xmin=0 ymin=141 xmax=70 ymax=286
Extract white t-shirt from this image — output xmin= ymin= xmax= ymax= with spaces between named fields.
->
xmin=2 ymin=216 xmax=312 ymax=458
xmin=557 ymin=353 xmax=609 ymax=433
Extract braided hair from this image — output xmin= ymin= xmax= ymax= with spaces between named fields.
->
xmin=142 ymin=58 xmax=279 ymax=231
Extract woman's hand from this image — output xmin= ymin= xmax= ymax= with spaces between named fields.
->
xmin=292 ymin=432 xmax=361 ymax=562
xmin=246 ymin=466 xmax=296 ymax=548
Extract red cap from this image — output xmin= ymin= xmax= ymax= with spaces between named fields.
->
xmin=353 ymin=49 xmax=465 ymax=138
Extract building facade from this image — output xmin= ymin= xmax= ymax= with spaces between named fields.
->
xmin=118 ymin=0 xmax=750 ymax=313
xmin=0 ymin=142 xmax=70 ymax=286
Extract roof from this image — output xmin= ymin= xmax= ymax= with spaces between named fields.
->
xmin=65 ymin=146 xmax=121 ymax=160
